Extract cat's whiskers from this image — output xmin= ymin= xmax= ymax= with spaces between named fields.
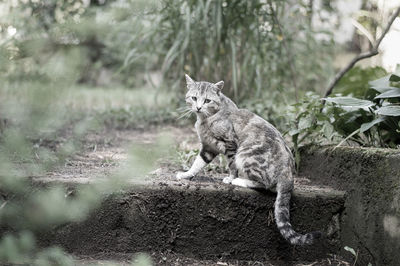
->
xmin=178 ymin=112 xmax=193 ymax=120
xmin=177 ymin=106 xmax=191 ymax=114
xmin=177 ymin=107 xmax=193 ymax=120
xmin=177 ymin=111 xmax=191 ymax=119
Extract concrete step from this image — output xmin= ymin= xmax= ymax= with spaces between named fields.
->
xmin=37 ymin=174 xmax=346 ymax=264
xmin=299 ymin=146 xmax=400 ymax=266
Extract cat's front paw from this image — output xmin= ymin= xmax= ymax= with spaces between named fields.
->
xmin=176 ymin=171 xmax=194 ymax=180
xmin=222 ymin=176 xmax=234 ymax=184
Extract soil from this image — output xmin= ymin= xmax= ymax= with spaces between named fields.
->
xmin=41 ymin=125 xmax=195 ymax=182
xmin=75 ymin=251 xmax=350 ymax=266
xmin=40 ymin=125 xmax=333 ymax=189
xmin=34 ymin=125 xmax=349 ymax=266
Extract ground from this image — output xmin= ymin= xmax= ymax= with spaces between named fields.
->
xmin=75 ymin=251 xmax=350 ymax=266
xmin=35 ymin=124 xmax=351 ymax=266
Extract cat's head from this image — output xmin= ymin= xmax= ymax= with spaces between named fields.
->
xmin=184 ymin=74 xmax=224 ymax=117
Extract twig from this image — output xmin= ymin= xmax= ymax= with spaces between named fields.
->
xmin=353 ymin=249 xmax=359 ymax=266
xmin=0 ymin=200 xmax=8 ymax=210
xmin=333 ymin=128 xmax=360 ymax=150
xmin=323 ymin=6 xmax=400 ymax=100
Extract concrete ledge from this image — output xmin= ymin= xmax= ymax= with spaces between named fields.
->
xmin=300 ymin=146 xmax=400 ymax=266
xmin=37 ymin=177 xmax=345 ymax=263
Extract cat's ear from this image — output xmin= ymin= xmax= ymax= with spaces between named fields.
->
xmin=214 ymin=81 xmax=224 ymax=92
xmin=185 ymin=74 xmax=195 ymax=89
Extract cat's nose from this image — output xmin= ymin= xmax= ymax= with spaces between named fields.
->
xmin=196 ymin=107 xmax=201 ymax=111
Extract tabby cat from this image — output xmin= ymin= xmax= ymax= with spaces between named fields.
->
xmin=176 ymin=74 xmax=321 ymax=245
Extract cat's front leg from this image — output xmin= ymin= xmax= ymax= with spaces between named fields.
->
xmin=176 ymin=148 xmax=217 ymax=180
xmin=216 ymin=141 xmax=226 ymax=154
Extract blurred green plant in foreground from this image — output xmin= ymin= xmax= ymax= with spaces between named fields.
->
xmin=0 ymin=73 xmax=166 ymax=265
xmin=0 ymin=73 xmax=150 ymax=266
xmin=0 ymin=2 xmax=165 ymax=264
xmin=0 ymin=81 xmax=163 ymax=265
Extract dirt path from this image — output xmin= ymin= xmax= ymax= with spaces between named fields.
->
xmin=36 ymin=125 xmax=350 ymax=266
xmin=42 ymin=125 xmax=329 ymax=191
xmin=42 ymin=126 xmax=196 ymax=182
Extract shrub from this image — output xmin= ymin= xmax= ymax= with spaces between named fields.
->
xmin=287 ymin=71 xmax=400 ymax=154
xmin=128 ymin=0 xmax=335 ymax=104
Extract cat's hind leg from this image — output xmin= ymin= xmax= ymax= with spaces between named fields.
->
xmin=231 ymin=153 xmax=272 ymax=189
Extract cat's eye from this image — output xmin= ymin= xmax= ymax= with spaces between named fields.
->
xmin=192 ymin=96 xmax=197 ymax=101
xmin=204 ymin=99 xmax=211 ymax=103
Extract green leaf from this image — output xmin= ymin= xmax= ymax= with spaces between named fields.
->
xmin=376 ymin=105 xmax=400 ymax=116
xmin=298 ymin=116 xmax=312 ymax=130
xmin=289 ymin=129 xmax=301 ymax=136
xmin=360 ymin=117 xmax=385 ymax=133
xmin=371 ymin=86 xmax=400 ymax=94
xmin=344 ymin=246 xmax=357 ymax=257
xmin=323 ymin=97 xmax=374 ymax=108
xmin=389 ymin=73 xmax=400 ymax=82
xmin=335 ymin=66 xmax=387 ymax=98
xmin=374 ymin=87 xmax=400 ymax=99
xmin=322 ymin=122 xmax=334 ymax=140
xmin=369 ymin=75 xmax=391 ymax=89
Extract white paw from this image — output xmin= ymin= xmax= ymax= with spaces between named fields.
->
xmin=176 ymin=171 xmax=193 ymax=180
xmin=231 ymin=178 xmax=249 ymax=187
xmin=231 ymin=178 xmax=264 ymax=188
xmin=222 ymin=176 xmax=234 ymax=184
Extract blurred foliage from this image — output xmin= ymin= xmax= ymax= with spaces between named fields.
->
xmin=0 ymin=2 xmax=162 ymax=265
xmin=137 ymin=0 xmax=335 ymax=105
xmin=100 ymin=107 xmax=178 ymax=130
xmin=0 ymin=0 xmax=159 ymax=87
xmin=0 ymin=72 xmax=154 ymax=266
xmin=0 ymin=96 xmax=161 ymax=265
xmin=0 ymin=78 xmax=163 ymax=265
xmin=1 ymin=0 xmax=336 ymax=130
xmin=0 ymin=77 xmax=95 ymax=264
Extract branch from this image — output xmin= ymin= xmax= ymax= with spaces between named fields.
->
xmin=323 ymin=6 xmax=400 ymax=99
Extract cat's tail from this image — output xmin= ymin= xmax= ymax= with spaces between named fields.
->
xmin=274 ymin=186 xmax=322 ymax=245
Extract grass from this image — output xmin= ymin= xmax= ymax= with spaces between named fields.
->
xmin=0 ymin=81 xmax=173 ymax=112
xmin=63 ymin=85 xmax=174 ymax=112
xmin=63 ymin=84 xmax=182 ymax=129
xmin=1 ymin=81 xmax=184 ymax=131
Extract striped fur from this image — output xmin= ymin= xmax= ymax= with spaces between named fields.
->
xmin=177 ymin=75 xmax=322 ymax=245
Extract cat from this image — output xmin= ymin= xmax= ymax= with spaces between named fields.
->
xmin=176 ymin=74 xmax=321 ymax=245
